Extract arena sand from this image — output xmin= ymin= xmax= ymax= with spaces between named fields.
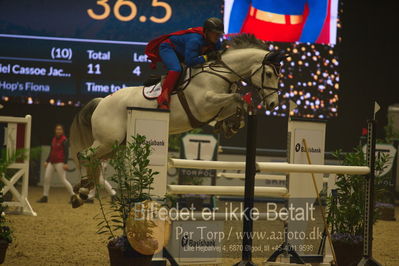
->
xmin=3 ymin=186 xmax=399 ymax=266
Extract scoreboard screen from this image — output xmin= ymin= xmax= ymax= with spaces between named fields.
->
xmin=1 ymin=0 xmax=341 ymax=119
xmin=0 ymin=0 xmax=222 ymax=104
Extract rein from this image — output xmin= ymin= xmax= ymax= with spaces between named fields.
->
xmin=213 ymin=59 xmax=280 ymax=102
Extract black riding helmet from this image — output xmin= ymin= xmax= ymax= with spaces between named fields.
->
xmin=203 ymin=17 xmax=224 ymax=34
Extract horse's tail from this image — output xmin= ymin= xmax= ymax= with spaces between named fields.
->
xmin=70 ymin=98 xmax=102 ymax=167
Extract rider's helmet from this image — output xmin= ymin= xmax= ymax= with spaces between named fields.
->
xmin=203 ymin=17 xmax=224 ymax=34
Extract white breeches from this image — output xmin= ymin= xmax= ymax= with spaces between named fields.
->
xmin=43 ymin=163 xmax=74 ymax=196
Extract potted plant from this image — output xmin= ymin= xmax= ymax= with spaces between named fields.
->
xmin=84 ymin=135 xmax=169 ymax=266
xmin=327 ymin=147 xmax=388 ymax=266
xmin=0 ymin=149 xmax=24 ymax=264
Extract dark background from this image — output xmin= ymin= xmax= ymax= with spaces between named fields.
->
xmin=1 ymin=0 xmax=398 ymax=151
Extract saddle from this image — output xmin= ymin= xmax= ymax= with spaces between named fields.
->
xmin=142 ymin=64 xmax=222 ymax=129
xmin=142 ymin=66 xmax=190 ymax=100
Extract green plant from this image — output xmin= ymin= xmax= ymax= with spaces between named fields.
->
xmin=78 ymin=147 xmax=113 ymax=238
xmin=327 ymin=147 xmax=389 ymax=239
xmin=0 ymin=149 xmax=26 ymax=244
xmin=88 ymin=135 xmax=159 ymax=241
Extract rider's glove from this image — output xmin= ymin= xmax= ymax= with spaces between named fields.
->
xmin=205 ymin=50 xmax=220 ymax=61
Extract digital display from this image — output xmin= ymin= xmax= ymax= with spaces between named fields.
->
xmin=224 ymin=0 xmax=341 ymax=118
xmin=0 ymin=0 xmax=222 ymax=105
xmin=1 ymin=0 xmax=341 ymax=119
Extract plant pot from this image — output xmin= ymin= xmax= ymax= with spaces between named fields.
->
xmin=332 ymin=239 xmax=363 ymax=266
xmin=126 ymin=200 xmax=171 ymax=256
xmin=107 ymin=241 xmax=153 ymax=266
xmin=0 ymin=240 xmax=9 ymax=264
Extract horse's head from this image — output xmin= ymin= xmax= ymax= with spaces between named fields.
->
xmin=248 ymin=50 xmax=286 ymax=110
xmin=223 ymin=34 xmax=287 ymax=111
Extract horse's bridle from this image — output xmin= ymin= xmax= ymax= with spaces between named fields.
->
xmin=205 ymin=53 xmax=282 ymax=104
xmin=173 ymin=51 xmax=282 ymax=129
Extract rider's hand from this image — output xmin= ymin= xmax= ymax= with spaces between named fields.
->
xmin=63 ymin=164 xmax=69 ymax=171
xmin=44 ymin=162 xmax=48 ymax=167
xmin=206 ymin=50 xmax=219 ymax=61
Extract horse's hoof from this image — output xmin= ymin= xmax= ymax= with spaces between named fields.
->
xmin=71 ymin=194 xmax=84 ymax=209
xmin=79 ymin=192 xmax=89 ymax=201
xmin=79 ymin=187 xmax=89 ymax=200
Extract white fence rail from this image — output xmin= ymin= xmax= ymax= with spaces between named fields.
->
xmin=169 ymin=159 xmax=370 ymax=175
xmin=167 ymin=185 xmax=289 ymax=198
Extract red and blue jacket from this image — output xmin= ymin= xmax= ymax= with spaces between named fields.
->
xmin=145 ymin=27 xmax=222 ymax=68
xmin=228 ymin=0 xmax=328 ymax=43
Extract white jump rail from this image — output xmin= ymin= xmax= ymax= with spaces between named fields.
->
xmin=169 ymin=159 xmax=246 ymax=170
xmin=168 ymin=185 xmax=289 ymax=198
xmin=217 ymin=173 xmax=332 ymax=183
xmin=218 ymin=172 xmax=287 ymax=181
xmin=0 ymin=116 xmax=31 ymax=124
xmin=257 ymin=162 xmax=370 ymax=175
xmin=169 ymin=158 xmax=370 ymax=175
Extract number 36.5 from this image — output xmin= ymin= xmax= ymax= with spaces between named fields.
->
xmin=87 ymin=0 xmax=172 ymax=23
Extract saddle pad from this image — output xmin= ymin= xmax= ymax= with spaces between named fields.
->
xmin=143 ymin=83 xmax=161 ymax=100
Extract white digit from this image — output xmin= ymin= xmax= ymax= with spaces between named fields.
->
xmin=132 ymin=66 xmax=141 ymax=76
xmin=95 ymin=64 xmax=101 ymax=74
xmin=88 ymin=64 xmax=101 ymax=74
xmin=53 ymin=48 xmax=63 ymax=59
xmin=61 ymin=49 xmax=69 ymax=58
xmin=88 ymin=64 xmax=94 ymax=74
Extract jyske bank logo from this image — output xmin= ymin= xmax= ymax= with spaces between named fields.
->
xmin=146 ymin=139 xmax=165 ymax=146
xmin=295 ymin=143 xmax=321 ymax=153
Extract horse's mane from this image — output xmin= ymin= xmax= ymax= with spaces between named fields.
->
xmin=225 ymin=34 xmax=268 ymax=50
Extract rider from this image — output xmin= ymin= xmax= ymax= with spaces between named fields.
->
xmin=145 ymin=17 xmax=224 ymax=109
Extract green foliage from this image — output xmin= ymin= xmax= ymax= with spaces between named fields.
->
xmin=78 ymin=147 xmax=114 ymax=239
xmin=0 ymin=148 xmax=28 ymax=243
xmin=327 ymin=147 xmax=389 ymax=237
xmin=89 ymin=135 xmax=159 ymax=240
xmin=0 ymin=149 xmax=26 ymax=177
xmin=164 ymin=193 xmax=179 ymax=208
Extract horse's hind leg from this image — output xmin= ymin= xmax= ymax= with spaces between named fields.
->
xmin=71 ymin=140 xmax=113 ymax=208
